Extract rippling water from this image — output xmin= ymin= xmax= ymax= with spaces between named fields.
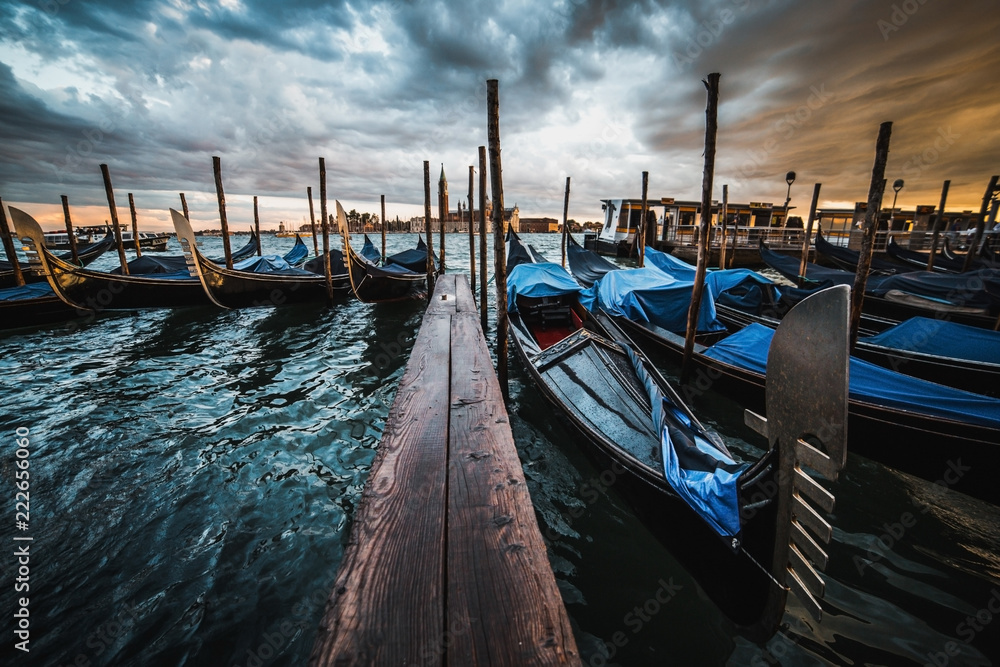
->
xmin=1 ymin=231 xmax=998 ymax=666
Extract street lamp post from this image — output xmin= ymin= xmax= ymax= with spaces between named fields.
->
xmin=782 ymin=170 xmax=796 ymax=226
xmin=889 ymin=178 xmax=904 ymax=229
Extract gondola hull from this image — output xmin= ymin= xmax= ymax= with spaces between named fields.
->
xmin=612 ymin=314 xmax=1000 ymax=504
xmin=11 ymin=209 xmax=210 ymax=311
xmin=338 ymin=202 xmax=427 ymax=303
xmin=1 ymin=230 xmax=116 ymax=288
xmin=508 ymin=317 xmax=783 ymax=635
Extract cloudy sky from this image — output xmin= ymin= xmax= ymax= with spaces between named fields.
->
xmin=1 ymin=0 xmax=998 ymax=232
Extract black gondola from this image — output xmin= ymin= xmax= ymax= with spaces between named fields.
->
xmin=885 ymin=236 xmax=963 ymax=273
xmin=1 ymin=228 xmax=116 ymax=288
xmin=360 ymin=234 xmax=381 ymax=265
xmin=627 ymin=243 xmax=1000 ymax=397
xmin=172 ymin=209 xmax=349 ymax=308
xmin=0 ymin=282 xmax=81 ymax=331
xmin=338 ymin=202 xmax=427 ymax=303
xmin=13 ymin=208 xmax=212 ymax=311
xmin=597 ymin=291 xmax=1000 ymax=504
xmin=110 ymin=230 xmax=261 ymax=275
xmin=814 ymin=226 xmax=905 ymax=274
xmin=384 ymin=236 xmax=437 ymax=273
xmin=507 ymin=260 xmax=849 ymax=638
xmin=759 ymin=240 xmax=999 ymax=329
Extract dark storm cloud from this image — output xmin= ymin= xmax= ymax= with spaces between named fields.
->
xmin=0 ymin=0 xmax=997 ymax=226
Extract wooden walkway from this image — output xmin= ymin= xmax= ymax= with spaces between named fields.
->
xmin=310 ymin=274 xmax=580 ymax=666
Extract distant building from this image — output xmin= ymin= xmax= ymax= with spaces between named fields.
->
xmin=519 ymin=217 xmax=559 ymax=233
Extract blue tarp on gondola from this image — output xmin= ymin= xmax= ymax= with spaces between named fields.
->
xmin=703 ymin=323 xmax=1000 ymax=428
xmin=862 ymin=317 xmax=1000 ymax=364
xmin=361 ymin=235 xmax=381 ymax=264
xmin=644 ymin=247 xmax=781 ymax=314
xmin=625 ymin=346 xmax=747 ymax=540
xmin=865 ymin=268 xmax=1000 ymax=310
xmin=234 ymin=255 xmax=315 ymax=276
xmin=580 ymin=268 xmax=725 ymax=334
xmin=386 ymin=237 xmax=438 ymax=272
xmin=507 ymin=263 xmax=582 ymax=313
xmin=0 ymin=282 xmax=54 ymax=301
xmin=644 ymin=246 xmax=697 ymax=280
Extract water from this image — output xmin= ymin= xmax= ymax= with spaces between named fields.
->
xmin=1 ymin=232 xmax=998 ymax=666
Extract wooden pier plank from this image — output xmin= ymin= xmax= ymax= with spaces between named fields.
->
xmin=311 ymin=274 xmax=579 ymax=666
xmin=310 ymin=310 xmax=452 ymax=666
xmin=446 ymin=309 xmax=579 ymax=665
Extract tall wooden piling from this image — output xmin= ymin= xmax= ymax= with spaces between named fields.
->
xmin=926 ymin=180 xmax=950 ymax=272
xmin=212 ymin=156 xmax=234 ymax=269
xmin=308 ymin=187 xmax=320 ymax=256
xmin=100 ymin=164 xmax=130 ymax=275
xmin=468 ymin=166 xmax=476 ymax=295
xmin=380 ymin=194 xmax=387 ymax=263
xmin=0 ymin=198 xmax=25 ymax=286
xmin=478 ymin=146 xmax=488 ymax=333
xmin=127 ymin=193 xmax=142 ymax=258
xmin=561 ymin=176 xmax=571 ymax=268
xmin=424 ymin=161 xmax=434 ymax=292
xmin=963 ymin=175 xmax=999 ymax=273
xmin=253 ymin=196 xmax=262 ymax=256
xmin=319 ymin=158 xmax=333 ymax=301
xmin=682 ymin=73 xmax=720 ymax=383
xmin=179 ymin=193 xmax=190 ymax=221
xmin=487 ymin=79 xmax=509 ymax=401
xmin=719 ymin=184 xmax=729 ymax=270
xmin=850 ymin=121 xmax=894 ymax=350
xmin=61 ymin=195 xmax=80 ymax=265
xmin=798 ymin=183 xmax=822 ymax=282
xmin=638 ymin=171 xmax=649 ymax=267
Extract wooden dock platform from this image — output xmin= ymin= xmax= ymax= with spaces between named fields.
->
xmin=310 ymin=274 xmax=580 ymax=666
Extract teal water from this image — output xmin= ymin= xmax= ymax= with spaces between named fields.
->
xmin=1 ymin=232 xmax=998 ymax=665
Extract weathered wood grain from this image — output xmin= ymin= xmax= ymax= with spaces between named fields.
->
xmin=446 ymin=311 xmax=579 ymax=665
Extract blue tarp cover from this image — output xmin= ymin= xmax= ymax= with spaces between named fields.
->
xmin=643 ymin=246 xmax=697 ymax=280
xmin=866 ymin=269 xmax=1000 ymax=310
xmin=386 ymin=237 xmax=438 ymax=272
xmin=644 ymin=246 xmax=780 ymax=313
xmin=625 ymin=346 xmax=746 ymax=540
xmin=703 ymin=323 xmax=1000 ymax=428
xmin=0 ymin=282 xmax=54 ymax=301
xmin=580 ymin=268 xmax=725 ymax=334
xmin=863 ymin=316 xmax=1000 ymax=364
xmin=234 ymin=255 xmax=315 ymax=276
xmin=361 ymin=235 xmax=381 ymax=264
xmin=506 ymin=263 xmax=582 ymax=313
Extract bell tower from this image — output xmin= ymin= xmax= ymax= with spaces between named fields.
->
xmin=438 ymin=164 xmax=449 ymax=223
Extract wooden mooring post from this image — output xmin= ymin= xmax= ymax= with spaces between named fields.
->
xmin=211 ymin=156 xmax=234 ymax=269
xmin=309 ymin=274 xmax=579 ymax=666
xmin=61 ymin=195 xmax=80 ymax=265
xmin=100 ymin=163 xmax=130 ymax=274
xmin=128 ymin=193 xmax=142 ymax=258
xmin=478 ymin=146 xmax=488 ymax=333
xmin=0 ymin=198 xmax=25 ymax=286
xmin=308 ymin=187 xmax=320 ymax=256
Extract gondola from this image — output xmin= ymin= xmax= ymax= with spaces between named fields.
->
xmin=110 ymin=229 xmax=261 ymax=275
xmin=337 ymin=202 xmax=427 ymax=303
xmin=507 ymin=259 xmax=849 ymax=637
xmin=885 ymin=236 xmax=964 ymax=273
xmin=814 ymin=226 xmax=906 ymax=274
xmin=384 ymin=236 xmax=437 ymax=273
xmin=172 ymin=209 xmax=349 ymax=308
xmin=1 ymin=228 xmax=116 ymax=288
xmin=12 ymin=207 xmax=212 ymax=311
xmin=637 ymin=245 xmax=1000 ymax=396
xmin=589 ymin=267 xmax=1000 ymax=504
xmin=0 ymin=282 xmax=81 ymax=330
xmin=759 ymin=240 xmax=999 ymax=329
